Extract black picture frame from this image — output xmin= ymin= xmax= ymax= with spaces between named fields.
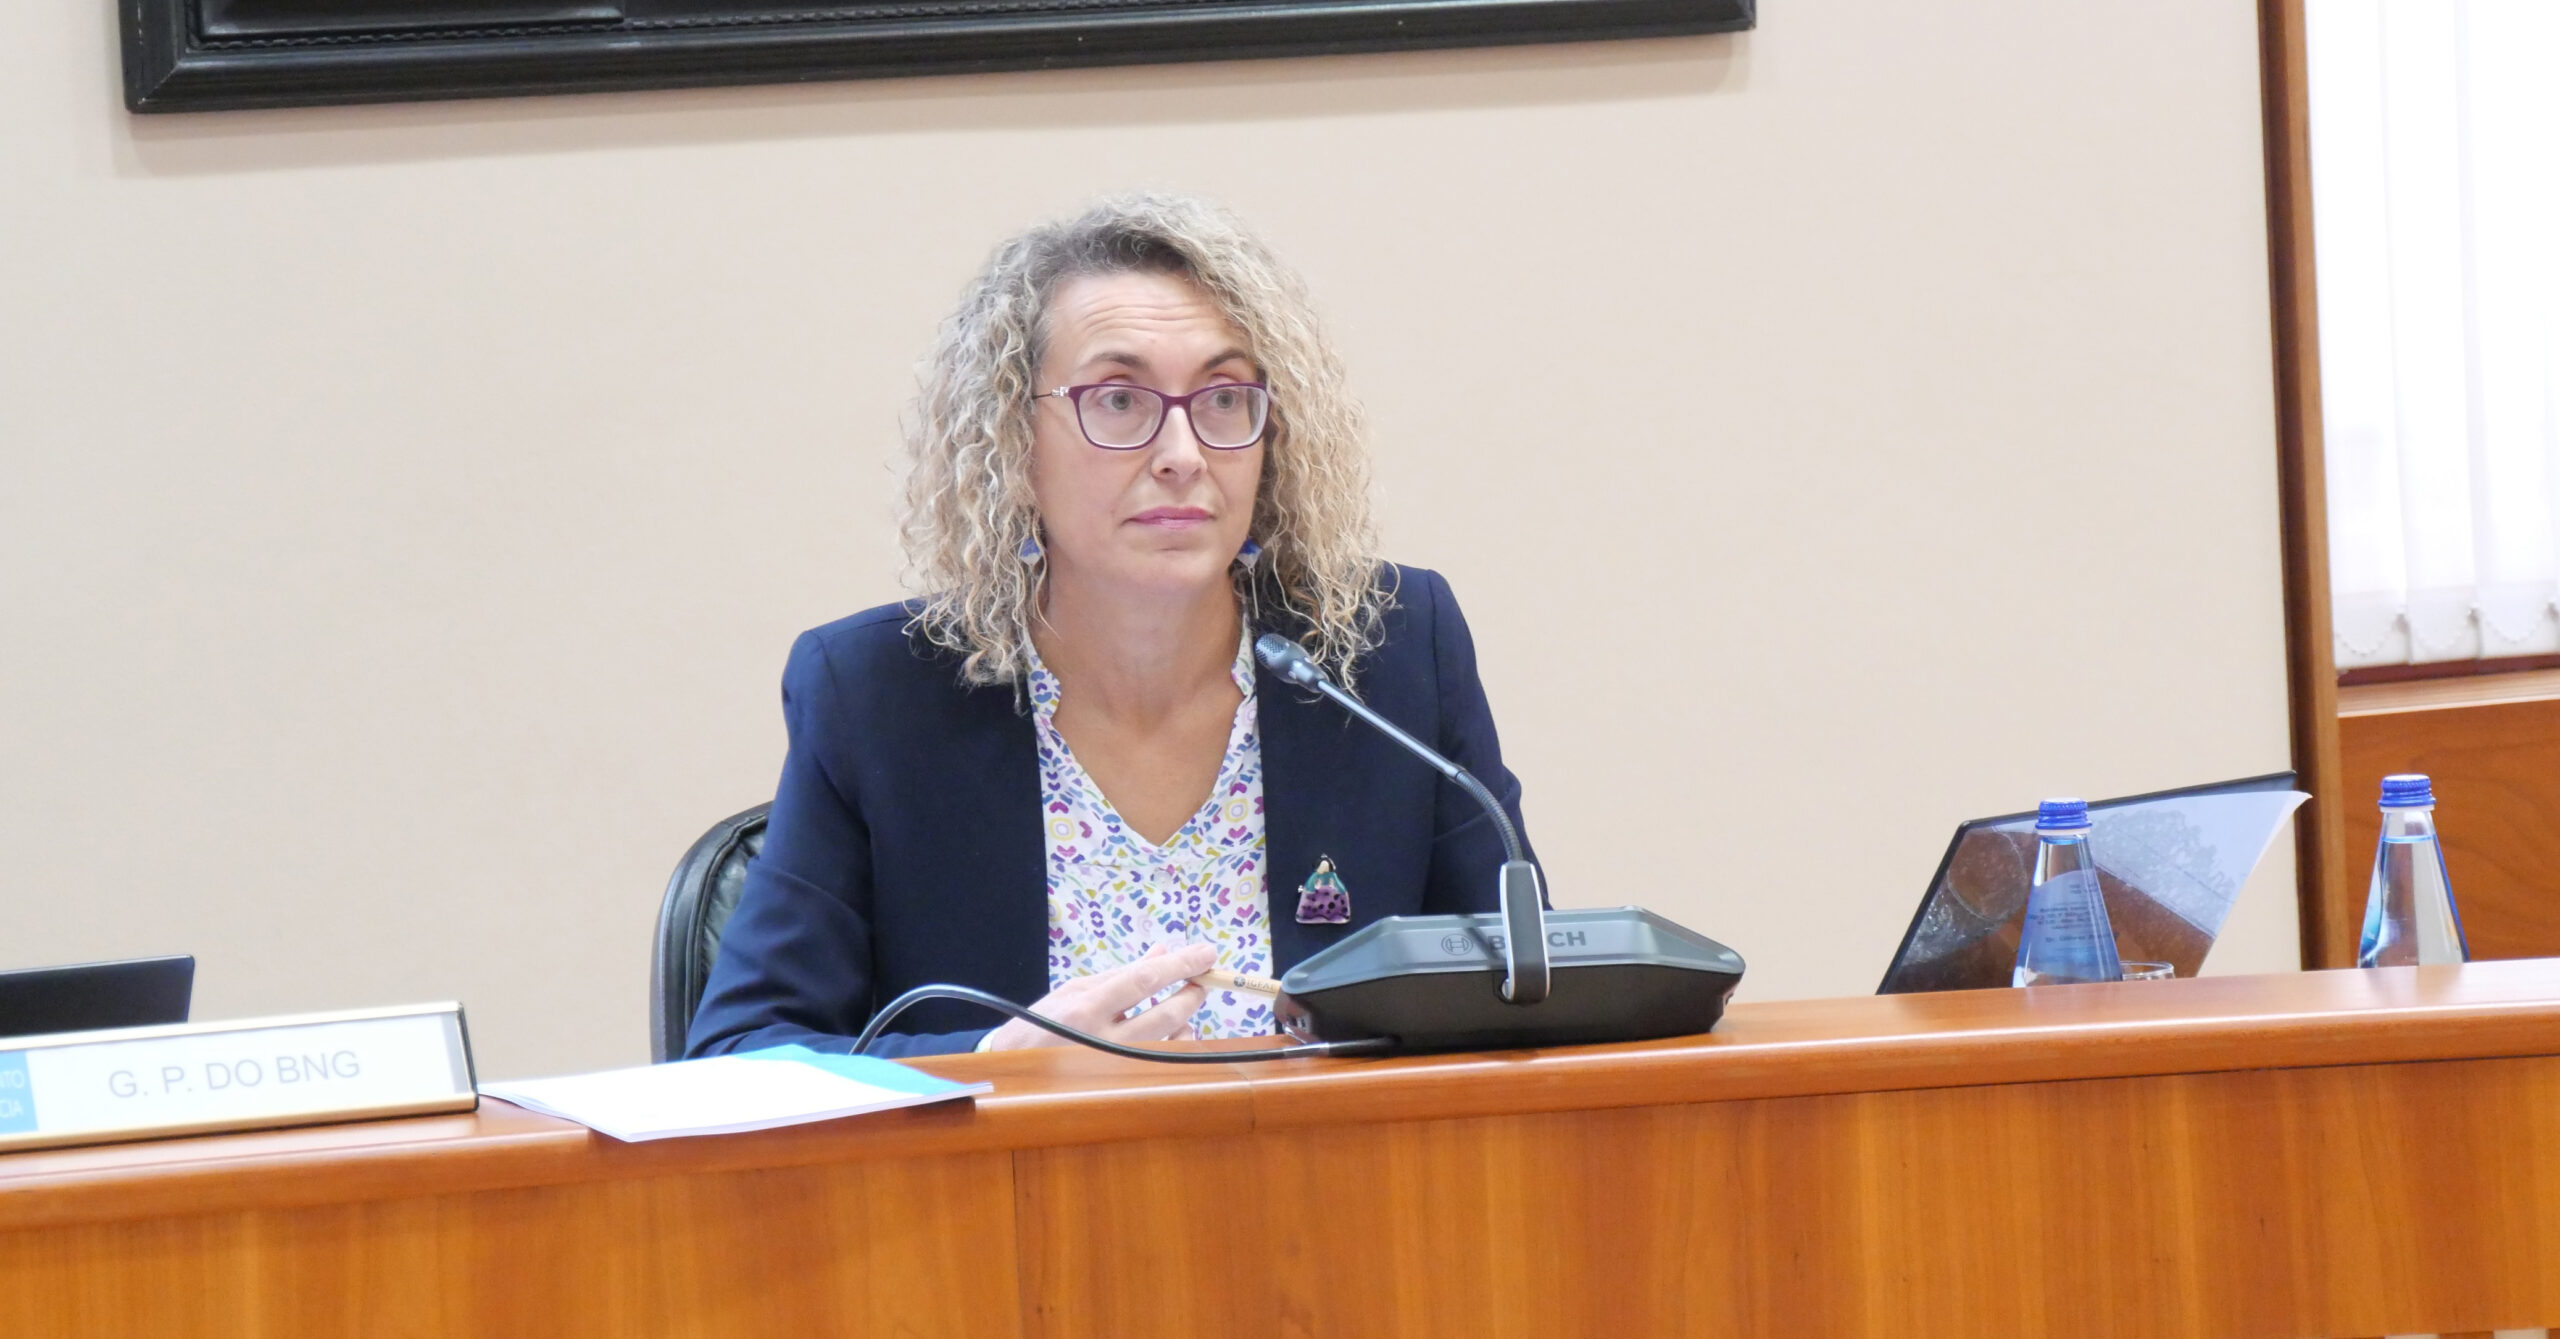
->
xmin=121 ymin=0 xmax=1755 ymax=114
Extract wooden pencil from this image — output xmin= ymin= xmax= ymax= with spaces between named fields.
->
xmin=1195 ymin=967 xmax=1283 ymax=996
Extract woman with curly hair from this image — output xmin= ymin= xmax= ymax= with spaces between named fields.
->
xmin=687 ymin=194 xmax=1534 ymax=1058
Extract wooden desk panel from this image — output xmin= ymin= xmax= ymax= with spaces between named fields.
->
xmin=8 ymin=964 xmax=2560 ymax=1338
xmin=5 ymin=1150 xmax=1025 ymax=1337
xmin=1016 ymin=1057 xmax=2560 ymax=1339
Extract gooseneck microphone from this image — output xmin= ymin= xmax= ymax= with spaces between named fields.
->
xmin=1255 ymin=634 xmax=1550 ymax=1004
xmin=1254 ymin=633 xmax=1747 ymax=1053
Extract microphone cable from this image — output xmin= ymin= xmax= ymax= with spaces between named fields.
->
xmin=850 ymin=984 xmax=1397 ymax=1063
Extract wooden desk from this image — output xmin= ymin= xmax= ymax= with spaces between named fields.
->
xmin=8 ymin=963 xmax=2560 ymax=1338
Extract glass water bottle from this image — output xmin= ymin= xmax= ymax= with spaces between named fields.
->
xmin=2013 ymin=798 xmax=2125 ymax=986
xmin=2356 ymin=773 xmax=2469 ymax=968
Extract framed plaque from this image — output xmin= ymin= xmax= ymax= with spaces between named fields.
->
xmin=121 ymin=0 xmax=1755 ymax=114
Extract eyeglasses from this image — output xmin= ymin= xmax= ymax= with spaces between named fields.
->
xmin=1040 ymin=381 xmax=1270 ymax=451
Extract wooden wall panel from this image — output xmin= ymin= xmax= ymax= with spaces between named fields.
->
xmin=2338 ymin=690 xmax=2560 ymax=960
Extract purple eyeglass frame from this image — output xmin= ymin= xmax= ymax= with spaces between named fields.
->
xmin=1038 ymin=381 xmax=1270 ymax=451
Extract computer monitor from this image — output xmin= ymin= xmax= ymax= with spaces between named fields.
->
xmin=1878 ymin=773 xmax=2302 ymax=994
xmin=0 ymin=955 xmax=195 ymax=1040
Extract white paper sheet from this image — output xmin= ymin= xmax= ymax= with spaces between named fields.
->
xmin=480 ymin=1045 xmax=989 ymax=1142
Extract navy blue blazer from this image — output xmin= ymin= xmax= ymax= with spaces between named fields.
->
xmin=684 ymin=564 xmax=1532 ymax=1058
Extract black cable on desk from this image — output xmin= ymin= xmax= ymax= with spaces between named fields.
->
xmin=850 ymin=984 xmax=1395 ymax=1063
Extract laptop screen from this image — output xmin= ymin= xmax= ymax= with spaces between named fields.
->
xmin=0 ymin=955 xmax=194 ymax=1040
xmin=1878 ymin=773 xmax=2304 ymax=994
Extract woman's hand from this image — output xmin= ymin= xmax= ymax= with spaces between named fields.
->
xmin=980 ymin=942 xmax=1217 ymax=1051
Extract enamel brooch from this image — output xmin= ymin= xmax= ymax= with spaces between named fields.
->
xmin=1295 ymin=855 xmax=1351 ymax=925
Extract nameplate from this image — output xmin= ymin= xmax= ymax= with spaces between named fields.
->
xmin=0 ymin=1003 xmax=476 ymax=1154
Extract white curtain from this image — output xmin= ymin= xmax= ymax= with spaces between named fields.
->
xmin=2309 ymin=0 xmax=2560 ymax=669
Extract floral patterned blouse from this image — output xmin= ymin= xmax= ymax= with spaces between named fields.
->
xmin=1029 ymin=631 xmax=1275 ymax=1040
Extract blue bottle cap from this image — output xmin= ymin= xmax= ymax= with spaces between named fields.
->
xmin=2035 ymin=797 xmax=2091 ymax=832
xmin=2379 ymin=774 xmax=2435 ymax=809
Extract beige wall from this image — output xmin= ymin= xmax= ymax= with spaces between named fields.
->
xmin=0 ymin=1 xmax=2293 ymax=1079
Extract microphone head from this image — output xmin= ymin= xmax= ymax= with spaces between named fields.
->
xmin=1254 ymin=633 xmax=1326 ymax=687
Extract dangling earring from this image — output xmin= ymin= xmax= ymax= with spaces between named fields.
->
xmin=1019 ymin=531 xmax=1044 ymax=564
xmin=1235 ymin=538 xmax=1262 ymax=573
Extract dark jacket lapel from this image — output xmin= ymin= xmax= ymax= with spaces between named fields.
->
xmin=1257 ymin=660 xmax=1352 ymax=974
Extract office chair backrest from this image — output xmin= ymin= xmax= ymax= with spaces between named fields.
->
xmin=650 ymin=802 xmax=771 ymax=1063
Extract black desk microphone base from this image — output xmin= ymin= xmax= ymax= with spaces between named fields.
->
xmin=1275 ymin=907 xmax=1745 ymax=1053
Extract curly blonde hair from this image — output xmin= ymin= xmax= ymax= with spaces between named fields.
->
xmin=898 ymin=193 xmax=1388 ymax=687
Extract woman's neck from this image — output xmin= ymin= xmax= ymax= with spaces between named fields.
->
xmin=1032 ymin=572 xmax=1241 ymax=725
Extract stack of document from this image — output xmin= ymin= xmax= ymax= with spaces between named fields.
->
xmin=481 ymin=1044 xmax=990 ymax=1142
